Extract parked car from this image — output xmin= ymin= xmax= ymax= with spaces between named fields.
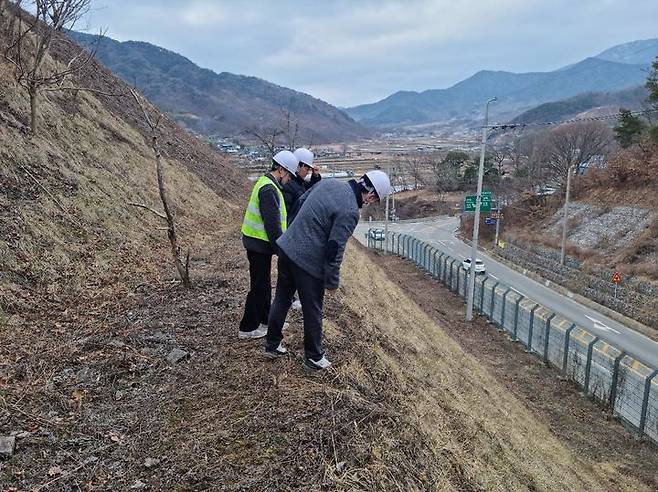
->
xmin=369 ymin=228 xmax=386 ymax=241
xmin=462 ymin=258 xmax=486 ymax=274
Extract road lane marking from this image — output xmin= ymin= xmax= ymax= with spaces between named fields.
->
xmin=585 ymin=315 xmax=621 ymax=335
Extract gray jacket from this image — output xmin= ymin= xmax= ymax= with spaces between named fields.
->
xmin=277 ymin=179 xmax=362 ymax=289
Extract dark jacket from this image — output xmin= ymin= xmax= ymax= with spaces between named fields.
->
xmin=277 ymin=179 xmax=363 ymax=289
xmin=242 ymin=173 xmax=285 ymax=255
xmin=281 ymin=172 xmax=321 ymax=225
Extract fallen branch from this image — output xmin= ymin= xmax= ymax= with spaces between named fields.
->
xmin=128 ymin=201 xmax=167 ymax=220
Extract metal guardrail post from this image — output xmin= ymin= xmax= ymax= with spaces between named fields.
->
xmin=433 ymin=251 xmax=443 ymax=278
xmin=449 ymin=259 xmax=455 ymax=290
xmin=526 ymin=304 xmax=539 ymax=352
xmin=561 ymin=323 xmax=577 ymax=377
xmin=513 ymin=295 xmax=525 ymax=341
xmin=583 ymin=336 xmax=600 ymax=395
xmin=639 ymin=369 xmax=658 ymax=436
xmin=423 ymin=244 xmax=432 ymax=270
xmin=500 ymin=288 xmax=512 ymax=331
xmin=456 ymin=266 xmax=462 ymax=296
xmin=490 ymin=282 xmax=500 ymax=319
xmin=442 ymin=256 xmax=449 ymax=284
xmin=544 ymin=313 xmax=556 ymax=364
xmin=609 ymin=351 xmax=626 ymax=413
xmin=479 ymin=277 xmax=487 ymax=313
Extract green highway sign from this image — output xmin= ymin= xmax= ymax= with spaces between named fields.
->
xmin=464 ymin=191 xmax=492 ymax=212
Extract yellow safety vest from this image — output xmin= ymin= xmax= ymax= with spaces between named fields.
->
xmin=241 ymin=175 xmax=287 ymax=241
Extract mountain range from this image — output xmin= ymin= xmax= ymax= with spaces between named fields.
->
xmin=345 ymin=38 xmax=658 ymax=128
xmin=70 ymin=32 xmax=369 ymax=143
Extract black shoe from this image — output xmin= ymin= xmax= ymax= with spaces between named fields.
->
xmin=265 ymin=342 xmax=288 ymax=359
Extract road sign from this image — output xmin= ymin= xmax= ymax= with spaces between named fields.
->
xmin=484 ymin=218 xmax=497 ymax=225
xmin=612 ymin=272 xmax=622 ymax=284
xmin=464 ymin=191 xmax=492 ymax=212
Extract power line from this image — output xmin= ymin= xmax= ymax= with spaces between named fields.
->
xmin=485 ymin=107 xmax=658 ymax=130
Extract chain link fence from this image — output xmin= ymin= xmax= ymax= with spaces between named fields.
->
xmin=365 ymin=229 xmax=658 ymax=446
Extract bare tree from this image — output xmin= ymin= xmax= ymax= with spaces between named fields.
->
xmin=404 ymin=154 xmax=426 ymax=190
xmin=536 ymin=121 xmax=614 ymax=184
xmin=129 ymin=89 xmax=191 ymax=288
xmin=488 ymin=144 xmax=511 ymax=176
xmin=280 ymin=104 xmax=299 ymax=150
xmin=3 ymin=0 xmax=102 ymax=134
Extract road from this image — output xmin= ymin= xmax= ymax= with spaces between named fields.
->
xmin=354 ymin=216 xmax=658 ymax=369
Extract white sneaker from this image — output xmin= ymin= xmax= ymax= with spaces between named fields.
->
xmin=261 ymin=322 xmax=289 ymax=332
xmin=265 ymin=342 xmax=288 ymax=359
xmin=303 ymin=355 xmax=332 ymax=371
xmin=238 ymin=325 xmax=268 ymax=339
xmin=291 ymin=300 xmax=302 ymax=311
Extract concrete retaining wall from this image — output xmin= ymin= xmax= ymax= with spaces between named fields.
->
xmin=367 ymin=230 xmax=658 ymax=446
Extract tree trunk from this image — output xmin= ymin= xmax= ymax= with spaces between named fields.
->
xmin=152 ymin=135 xmax=191 ymax=288
xmin=29 ymin=89 xmax=38 ymax=135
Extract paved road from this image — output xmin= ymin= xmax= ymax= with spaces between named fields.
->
xmin=354 ymin=216 xmax=658 ymax=369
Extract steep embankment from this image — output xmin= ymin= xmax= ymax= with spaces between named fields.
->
xmin=0 ymin=14 xmax=651 ymax=491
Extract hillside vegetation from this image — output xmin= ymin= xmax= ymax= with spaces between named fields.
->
xmin=511 ymin=85 xmax=647 ymax=124
xmin=0 ymin=10 xmax=655 ymax=491
xmin=70 ymin=31 xmax=369 ymax=143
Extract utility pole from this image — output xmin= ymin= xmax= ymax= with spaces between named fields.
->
xmin=384 ymin=161 xmax=391 ymax=253
xmin=466 ymin=97 xmax=497 ymax=322
xmin=560 ymin=166 xmax=574 ymax=265
xmin=494 ymin=208 xmax=501 ymax=247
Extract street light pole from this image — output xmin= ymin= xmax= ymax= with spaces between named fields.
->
xmin=560 ymin=165 xmax=574 ymax=265
xmin=466 ymin=97 xmax=497 ymax=321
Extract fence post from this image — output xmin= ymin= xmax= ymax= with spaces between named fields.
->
xmin=639 ymin=369 xmax=658 ymax=437
xmin=561 ymin=323 xmax=577 ymax=377
xmin=544 ymin=313 xmax=556 ymax=364
xmin=583 ymin=336 xmax=599 ymax=395
xmin=456 ymin=266 xmax=462 ymax=294
xmin=442 ymin=256 xmax=449 ymax=284
xmin=423 ymin=244 xmax=432 ymax=270
xmin=512 ymin=296 xmax=524 ymax=341
xmin=490 ymin=282 xmax=500 ymax=319
xmin=526 ymin=304 xmax=539 ymax=352
xmin=479 ymin=277 xmax=487 ymax=314
xmin=500 ymin=288 xmax=512 ymax=331
xmin=608 ymin=351 xmax=626 ymax=414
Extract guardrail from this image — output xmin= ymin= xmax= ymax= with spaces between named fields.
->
xmin=365 ymin=230 xmax=658 ymax=446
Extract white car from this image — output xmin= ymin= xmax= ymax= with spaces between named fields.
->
xmin=462 ymin=258 xmax=486 ymax=274
xmin=369 ymin=228 xmax=386 ymax=241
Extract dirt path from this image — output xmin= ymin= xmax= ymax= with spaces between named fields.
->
xmin=363 ymin=245 xmax=658 ymax=489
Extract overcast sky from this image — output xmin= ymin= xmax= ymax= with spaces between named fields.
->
xmin=81 ymin=0 xmax=658 ymax=107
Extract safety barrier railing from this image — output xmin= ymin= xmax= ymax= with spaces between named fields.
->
xmin=365 ymin=229 xmax=658 ymax=445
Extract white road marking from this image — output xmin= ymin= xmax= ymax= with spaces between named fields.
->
xmin=585 ymin=315 xmax=621 ymax=335
xmin=489 ymin=274 xmax=498 ymax=279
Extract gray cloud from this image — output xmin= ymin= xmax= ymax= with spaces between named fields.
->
xmin=82 ymin=0 xmax=658 ymax=107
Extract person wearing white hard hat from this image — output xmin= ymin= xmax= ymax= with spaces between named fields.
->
xmin=282 ymin=147 xmax=321 ymax=222
xmin=264 ymin=170 xmax=391 ymax=370
xmin=282 ymin=147 xmax=322 ymax=310
xmin=238 ymin=150 xmax=298 ymax=340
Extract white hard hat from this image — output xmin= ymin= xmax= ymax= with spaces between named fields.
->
xmin=273 ymin=150 xmax=298 ymax=175
xmin=293 ymin=147 xmax=314 ymax=167
xmin=364 ymin=170 xmax=391 ymax=200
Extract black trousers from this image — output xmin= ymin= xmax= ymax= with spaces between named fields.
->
xmin=266 ymin=252 xmax=325 ymax=361
xmin=239 ymin=250 xmax=273 ymax=332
